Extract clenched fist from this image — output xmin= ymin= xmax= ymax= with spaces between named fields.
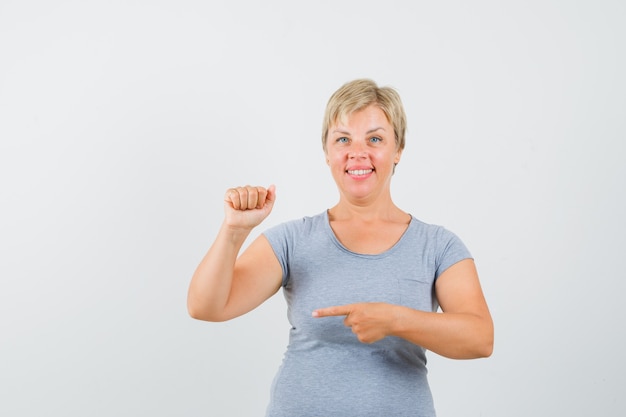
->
xmin=223 ymin=184 xmax=276 ymax=229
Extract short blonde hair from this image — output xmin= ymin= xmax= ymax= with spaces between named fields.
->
xmin=321 ymin=79 xmax=407 ymax=152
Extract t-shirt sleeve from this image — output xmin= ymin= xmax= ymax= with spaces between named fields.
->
xmin=434 ymin=227 xmax=473 ymax=279
xmin=262 ymin=221 xmax=294 ymax=287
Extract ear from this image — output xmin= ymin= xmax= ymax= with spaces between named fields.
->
xmin=394 ymin=148 xmax=403 ymax=165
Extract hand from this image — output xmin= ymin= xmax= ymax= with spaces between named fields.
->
xmin=223 ymin=184 xmax=276 ymax=229
xmin=312 ymin=302 xmax=398 ymax=344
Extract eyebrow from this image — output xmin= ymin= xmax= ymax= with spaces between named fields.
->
xmin=332 ymin=127 xmax=387 ymax=135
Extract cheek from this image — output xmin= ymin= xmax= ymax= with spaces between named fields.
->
xmin=326 ymin=151 xmax=346 ymax=166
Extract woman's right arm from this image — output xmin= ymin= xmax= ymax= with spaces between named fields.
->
xmin=187 ymin=185 xmax=283 ymax=322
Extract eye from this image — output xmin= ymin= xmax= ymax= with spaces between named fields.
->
xmin=369 ymin=136 xmax=382 ymax=143
xmin=336 ymin=137 xmax=349 ymax=143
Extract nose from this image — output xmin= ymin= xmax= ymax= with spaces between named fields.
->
xmin=348 ymin=143 xmax=367 ymax=159
xmin=348 ymin=150 xmax=367 ymax=159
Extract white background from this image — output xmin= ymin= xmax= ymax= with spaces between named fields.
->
xmin=1 ymin=1 xmax=625 ymax=416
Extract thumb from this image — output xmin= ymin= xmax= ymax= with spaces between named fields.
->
xmin=265 ymin=184 xmax=277 ymax=207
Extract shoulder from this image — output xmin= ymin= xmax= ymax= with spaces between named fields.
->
xmin=406 ymin=216 xmax=471 ymax=259
xmin=263 ymin=211 xmax=327 ymax=242
xmin=261 ymin=212 xmax=328 ymax=286
xmin=407 ymin=216 xmax=459 ymax=242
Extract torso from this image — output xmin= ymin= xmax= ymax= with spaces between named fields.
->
xmin=262 ymin=211 xmax=463 ymax=417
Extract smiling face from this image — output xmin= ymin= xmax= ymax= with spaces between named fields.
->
xmin=325 ymin=104 xmax=402 ymax=203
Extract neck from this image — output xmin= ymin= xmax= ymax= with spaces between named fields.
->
xmin=328 ymin=197 xmax=406 ymax=223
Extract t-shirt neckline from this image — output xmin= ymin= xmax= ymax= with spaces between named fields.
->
xmin=322 ymin=210 xmax=414 ymax=259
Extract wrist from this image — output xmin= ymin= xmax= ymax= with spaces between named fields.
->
xmin=220 ymin=222 xmax=254 ymax=242
xmin=388 ymin=305 xmax=411 ymax=337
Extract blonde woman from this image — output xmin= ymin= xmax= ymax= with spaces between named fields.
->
xmin=188 ymin=79 xmax=494 ymax=417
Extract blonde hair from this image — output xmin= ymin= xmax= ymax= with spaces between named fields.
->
xmin=321 ymin=79 xmax=407 ymax=152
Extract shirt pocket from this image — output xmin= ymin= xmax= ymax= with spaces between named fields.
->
xmin=397 ymin=274 xmax=436 ymax=312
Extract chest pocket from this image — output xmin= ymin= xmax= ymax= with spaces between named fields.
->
xmin=397 ymin=274 xmax=436 ymax=312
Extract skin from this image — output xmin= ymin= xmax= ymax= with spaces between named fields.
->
xmin=187 ymin=104 xmax=494 ymax=359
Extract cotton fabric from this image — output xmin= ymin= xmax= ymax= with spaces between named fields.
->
xmin=262 ymin=211 xmax=472 ymax=417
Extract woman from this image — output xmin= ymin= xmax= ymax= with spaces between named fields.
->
xmin=187 ymin=79 xmax=494 ymax=416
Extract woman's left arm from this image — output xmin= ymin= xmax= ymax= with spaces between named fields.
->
xmin=313 ymin=259 xmax=494 ymax=359
xmin=396 ymin=258 xmax=493 ymax=359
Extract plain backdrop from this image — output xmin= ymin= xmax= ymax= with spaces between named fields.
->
xmin=1 ymin=1 xmax=625 ymax=416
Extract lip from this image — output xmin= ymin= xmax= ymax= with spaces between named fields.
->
xmin=345 ymin=167 xmax=374 ymax=179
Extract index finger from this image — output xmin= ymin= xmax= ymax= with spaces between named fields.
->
xmin=312 ymin=305 xmax=353 ymax=318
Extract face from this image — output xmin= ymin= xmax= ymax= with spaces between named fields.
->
xmin=325 ymin=104 xmax=402 ymax=203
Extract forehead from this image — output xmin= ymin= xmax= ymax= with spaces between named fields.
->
xmin=331 ymin=105 xmax=391 ymax=131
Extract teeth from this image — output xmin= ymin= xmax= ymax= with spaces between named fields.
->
xmin=348 ymin=169 xmax=372 ymax=175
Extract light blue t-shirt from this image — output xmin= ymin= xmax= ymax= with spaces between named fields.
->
xmin=262 ymin=211 xmax=472 ymax=417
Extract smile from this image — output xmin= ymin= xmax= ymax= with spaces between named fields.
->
xmin=347 ymin=169 xmax=373 ymax=176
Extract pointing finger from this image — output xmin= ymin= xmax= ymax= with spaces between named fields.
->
xmin=312 ymin=305 xmax=353 ymax=318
